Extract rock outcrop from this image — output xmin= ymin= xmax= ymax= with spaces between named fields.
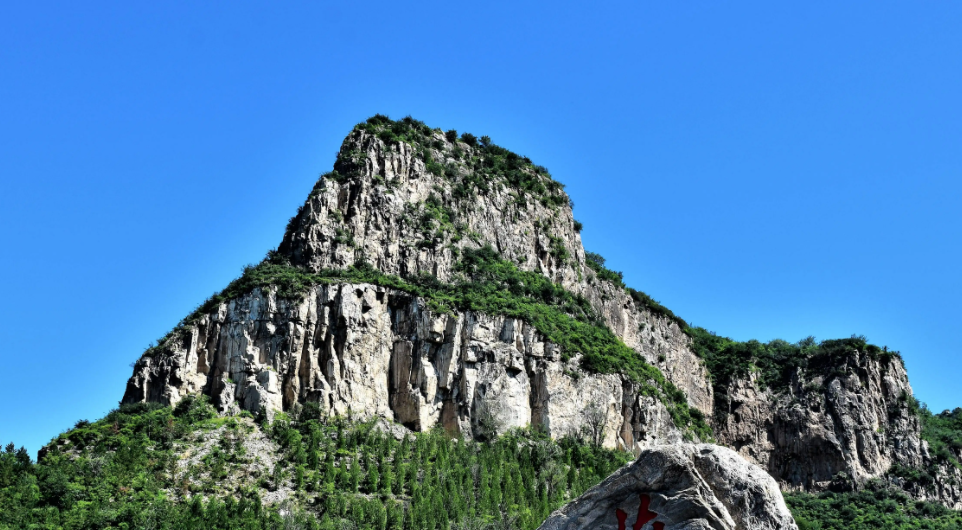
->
xmin=277 ymin=124 xmax=714 ymax=416
xmin=125 ymin=120 xmax=710 ymax=450
xmin=125 ymin=283 xmax=684 ymax=453
xmin=894 ymin=445 xmax=962 ymax=511
xmin=538 ymin=444 xmax=798 ymax=530
xmin=714 ymin=350 xmax=924 ymax=489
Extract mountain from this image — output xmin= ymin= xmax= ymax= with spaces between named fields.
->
xmin=2 ymin=115 xmax=960 ymax=529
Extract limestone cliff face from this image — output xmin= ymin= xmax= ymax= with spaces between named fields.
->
xmin=916 ymin=453 xmax=962 ymax=510
xmin=277 ymin=126 xmax=714 ymax=416
xmin=713 ymin=350 xmax=924 ymax=490
xmin=125 ymin=283 xmax=683 ymax=453
xmin=123 ymin=122 xmax=711 ymax=451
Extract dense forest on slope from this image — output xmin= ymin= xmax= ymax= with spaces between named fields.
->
xmin=2 ymin=400 xmax=959 ymax=530
xmin=0 ymin=397 xmax=630 ymax=530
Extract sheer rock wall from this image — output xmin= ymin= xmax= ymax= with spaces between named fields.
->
xmin=125 ymin=283 xmax=683 ymax=453
xmin=714 ymin=352 xmax=924 ymax=489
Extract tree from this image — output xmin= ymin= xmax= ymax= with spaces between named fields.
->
xmin=580 ymin=399 xmax=609 ymax=446
xmin=474 ymin=396 xmax=506 ymax=441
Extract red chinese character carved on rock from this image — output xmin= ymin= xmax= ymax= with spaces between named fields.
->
xmin=615 ymin=494 xmax=664 ymax=530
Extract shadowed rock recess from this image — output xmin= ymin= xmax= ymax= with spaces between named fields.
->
xmin=124 ymin=115 xmax=960 ymax=509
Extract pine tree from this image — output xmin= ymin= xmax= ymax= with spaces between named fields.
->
xmin=366 ymin=455 xmax=380 ymax=493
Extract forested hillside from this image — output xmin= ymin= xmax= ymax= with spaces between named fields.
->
xmin=2 ymin=399 xmax=959 ymax=529
xmin=0 ymin=397 xmax=630 ymax=530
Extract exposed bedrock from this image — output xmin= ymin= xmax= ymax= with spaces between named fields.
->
xmin=125 ymin=283 xmax=685 ymax=453
xmin=123 ymin=120 xmax=960 ymax=508
xmin=714 ymin=352 xmax=925 ymax=490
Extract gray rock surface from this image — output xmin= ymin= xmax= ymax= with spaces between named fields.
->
xmin=125 ymin=283 xmax=685 ymax=452
xmin=538 ymin=444 xmax=798 ymax=530
xmin=895 ymin=444 xmax=962 ymax=511
xmin=277 ymin=127 xmax=714 ymax=416
xmin=714 ymin=352 xmax=924 ymax=489
xmin=124 ymin=125 xmax=709 ymax=451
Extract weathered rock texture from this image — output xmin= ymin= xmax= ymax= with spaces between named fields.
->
xmin=125 ymin=124 xmax=709 ymax=451
xmin=277 ymin=126 xmax=714 ymax=416
xmin=126 ymin=284 xmax=684 ymax=453
xmin=538 ymin=444 xmax=798 ymax=530
xmin=714 ymin=351 xmax=924 ymax=489
xmin=895 ymin=445 xmax=962 ymax=511
xmin=711 ymin=346 xmax=962 ymax=508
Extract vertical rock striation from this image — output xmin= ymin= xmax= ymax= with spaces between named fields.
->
xmin=125 ymin=284 xmax=684 ymax=452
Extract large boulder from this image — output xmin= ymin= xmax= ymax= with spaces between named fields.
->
xmin=539 ymin=444 xmax=797 ymax=530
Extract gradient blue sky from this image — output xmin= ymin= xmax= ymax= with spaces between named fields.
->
xmin=2 ymin=2 xmax=960 ymax=456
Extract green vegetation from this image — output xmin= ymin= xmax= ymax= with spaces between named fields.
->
xmin=686 ymin=329 xmax=902 ymax=398
xmin=399 ymin=192 xmax=459 ymax=249
xmin=583 ymin=251 xmax=687 ymax=329
xmin=0 ymin=397 xmax=319 ymax=529
xmin=0 ymin=398 xmax=632 ymax=529
xmin=626 ymin=289 xmax=687 ymax=330
xmin=890 ymin=406 xmax=962 ymax=489
xmin=920 ymin=407 xmax=962 ymax=470
xmin=265 ymin=405 xmax=632 ymax=529
xmin=584 ymin=251 xmax=624 ymax=288
xmin=786 ymin=484 xmax=962 ymax=530
xmin=5 ymin=397 xmax=959 ymax=529
xmin=145 ymin=246 xmax=711 ymax=441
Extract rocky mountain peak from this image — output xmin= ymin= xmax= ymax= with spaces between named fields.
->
xmin=278 ymin=115 xmax=585 ymax=289
xmin=120 ymin=115 xmax=960 ymax=510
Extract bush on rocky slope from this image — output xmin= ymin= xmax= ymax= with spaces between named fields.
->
xmin=686 ymin=327 xmax=902 ymax=397
xmin=0 ymin=396 xmax=314 ymax=529
xmin=920 ymin=407 xmax=962 ymax=470
xmin=786 ymin=484 xmax=962 ymax=530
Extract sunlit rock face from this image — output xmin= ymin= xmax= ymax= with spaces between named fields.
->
xmin=123 ymin=123 xmax=710 ymax=451
xmin=124 ymin=283 xmax=685 ymax=453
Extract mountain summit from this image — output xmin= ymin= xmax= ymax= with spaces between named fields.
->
xmin=125 ymin=114 xmax=712 ymax=451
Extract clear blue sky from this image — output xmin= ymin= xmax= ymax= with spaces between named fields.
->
xmin=2 ymin=2 xmax=960 ymax=456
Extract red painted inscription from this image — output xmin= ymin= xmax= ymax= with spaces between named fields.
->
xmin=614 ymin=494 xmax=664 ymax=530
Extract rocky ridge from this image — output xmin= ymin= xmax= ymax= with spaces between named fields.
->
xmin=124 ymin=115 xmax=959 ymax=505
xmin=713 ymin=349 xmax=924 ymax=489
